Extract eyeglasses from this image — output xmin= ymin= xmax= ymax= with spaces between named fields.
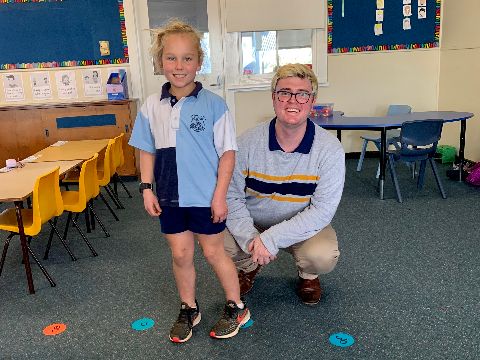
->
xmin=274 ymin=90 xmax=313 ymax=104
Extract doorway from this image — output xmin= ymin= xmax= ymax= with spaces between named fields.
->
xmin=132 ymin=0 xmax=225 ymax=100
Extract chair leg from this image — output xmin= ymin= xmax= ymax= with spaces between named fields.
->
xmin=88 ymin=205 xmax=96 ymax=231
xmin=27 ymin=245 xmax=56 ymax=287
xmin=48 ymin=218 xmax=77 ymax=261
xmin=356 ymin=140 xmax=369 ymax=172
xmin=417 ymin=160 xmax=427 ymax=190
xmin=118 ymin=175 xmax=133 ymax=198
xmin=0 ymin=233 xmax=15 ymax=277
xmin=429 ymin=158 xmax=447 ymax=199
xmin=88 ymin=202 xmax=110 ymax=237
xmin=44 ymin=217 xmax=59 ymax=260
xmin=83 ymin=208 xmax=92 ymax=233
xmin=113 ymin=175 xmax=119 ymax=196
xmin=98 ymin=192 xmax=120 ymax=221
xmin=70 ymin=216 xmax=98 ymax=257
xmin=388 ymin=155 xmax=403 ymax=203
xmin=106 ymin=184 xmax=125 ymax=209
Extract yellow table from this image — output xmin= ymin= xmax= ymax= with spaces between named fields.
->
xmin=0 ymin=160 xmax=81 ymax=294
xmin=28 ymin=139 xmax=110 ymax=162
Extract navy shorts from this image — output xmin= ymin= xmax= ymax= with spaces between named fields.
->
xmin=159 ymin=206 xmax=226 ymax=235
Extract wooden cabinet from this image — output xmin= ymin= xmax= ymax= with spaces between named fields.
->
xmin=0 ymin=99 xmax=137 ymax=176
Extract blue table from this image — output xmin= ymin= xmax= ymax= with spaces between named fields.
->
xmin=312 ymin=111 xmax=475 ymax=199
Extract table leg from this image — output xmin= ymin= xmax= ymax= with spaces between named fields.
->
xmin=336 ymin=129 xmax=342 ymax=141
xmin=15 ymin=201 xmax=35 ymax=294
xmin=379 ymin=129 xmax=387 ymax=200
xmin=458 ymin=120 xmax=466 ymax=182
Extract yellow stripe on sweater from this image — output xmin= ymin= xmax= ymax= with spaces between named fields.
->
xmin=246 ymin=188 xmax=311 ymax=203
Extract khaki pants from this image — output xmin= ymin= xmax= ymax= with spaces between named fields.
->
xmin=224 ymin=224 xmax=340 ymax=279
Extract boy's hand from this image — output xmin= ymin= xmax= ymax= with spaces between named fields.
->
xmin=211 ymin=195 xmax=227 ymax=223
xmin=248 ymin=236 xmax=276 ymax=265
xmin=143 ymin=190 xmax=162 ymax=216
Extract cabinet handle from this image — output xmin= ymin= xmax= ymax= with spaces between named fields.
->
xmin=45 ymin=129 xmax=49 ymax=137
xmin=125 ymin=124 xmax=129 ymax=133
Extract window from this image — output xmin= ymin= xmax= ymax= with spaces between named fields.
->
xmin=147 ymin=0 xmax=212 ymax=74
xmin=241 ymin=30 xmax=312 ymax=75
xmin=225 ymin=28 xmax=326 ymax=89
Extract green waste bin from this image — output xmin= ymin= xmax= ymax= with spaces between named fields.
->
xmin=435 ymin=145 xmax=456 ymax=164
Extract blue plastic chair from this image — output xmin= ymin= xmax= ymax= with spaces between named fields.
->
xmin=387 ymin=120 xmax=446 ymax=203
xmin=357 ymin=105 xmax=412 ymax=177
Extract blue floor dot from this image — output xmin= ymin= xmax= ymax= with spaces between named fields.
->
xmin=241 ymin=318 xmax=254 ymax=329
xmin=329 ymin=332 xmax=355 ymax=348
xmin=131 ymin=318 xmax=155 ymax=331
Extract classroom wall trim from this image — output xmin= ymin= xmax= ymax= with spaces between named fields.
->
xmin=0 ymin=0 xmax=128 ymax=70
xmin=328 ymin=0 xmax=440 ymax=53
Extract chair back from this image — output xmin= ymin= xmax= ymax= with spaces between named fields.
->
xmin=80 ymin=153 xmax=100 ymax=202
xmin=113 ymin=133 xmax=125 ymax=168
xmin=32 ymin=166 xmax=64 ymax=232
xmin=387 ymin=104 xmax=412 ymax=116
xmin=97 ymin=140 xmax=115 ymax=187
xmin=399 ymin=120 xmax=443 ymax=161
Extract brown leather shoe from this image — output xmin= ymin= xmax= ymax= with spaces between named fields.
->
xmin=296 ymin=277 xmax=321 ymax=305
xmin=238 ymin=265 xmax=262 ymax=296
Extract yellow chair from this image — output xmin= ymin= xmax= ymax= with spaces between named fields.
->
xmin=0 ymin=167 xmax=75 ymax=288
xmin=45 ymin=154 xmax=104 ymax=259
xmin=111 ymin=133 xmax=132 ymax=199
xmin=61 ymin=140 xmax=120 ymax=222
xmin=97 ymin=140 xmax=124 ymax=214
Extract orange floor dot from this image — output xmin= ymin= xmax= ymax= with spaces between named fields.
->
xmin=43 ymin=323 xmax=67 ymax=336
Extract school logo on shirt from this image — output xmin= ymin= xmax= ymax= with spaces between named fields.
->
xmin=189 ymin=114 xmax=206 ymax=132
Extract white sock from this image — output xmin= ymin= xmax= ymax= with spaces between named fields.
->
xmin=236 ymin=302 xmax=244 ymax=309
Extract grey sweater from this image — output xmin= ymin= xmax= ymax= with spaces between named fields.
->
xmin=226 ymin=119 xmax=345 ymax=255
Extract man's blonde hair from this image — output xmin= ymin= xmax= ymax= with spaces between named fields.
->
xmin=150 ymin=19 xmax=204 ymax=72
xmin=271 ymin=63 xmax=318 ymax=95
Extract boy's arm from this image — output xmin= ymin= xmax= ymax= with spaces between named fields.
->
xmin=140 ymin=150 xmax=161 ymax=216
xmin=211 ymin=150 xmax=235 ymax=223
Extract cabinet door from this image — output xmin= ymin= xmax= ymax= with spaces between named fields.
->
xmin=0 ymin=109 xmax=49 ymax=166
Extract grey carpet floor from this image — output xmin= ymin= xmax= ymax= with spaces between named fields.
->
xmin=0 ymin=158 xmax=479 ymax=359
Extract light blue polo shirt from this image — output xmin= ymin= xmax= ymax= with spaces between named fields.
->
xmin=129 ymin=82 xmax=237 ymax=207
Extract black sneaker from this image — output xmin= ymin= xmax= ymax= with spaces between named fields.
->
xmin=209 ymin=300 xmax=250 ymax=339
xmin=169 ymin=300 xmax=201 ymax=343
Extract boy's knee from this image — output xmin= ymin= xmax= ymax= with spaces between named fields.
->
xmin=171 ymin=249 xmax=192 ymax=267
xmin=201 ymin=247 xmax=218 ymax=264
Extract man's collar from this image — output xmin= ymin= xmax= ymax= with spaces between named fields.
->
xmin=160 ymin=81 xmax=203 ymax=101
xmin=268 ymin=118 xmax=315 ymax=154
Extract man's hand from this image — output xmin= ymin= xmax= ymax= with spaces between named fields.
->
xmin=143 ymin=190 xmax=161 ymax=216
xmin=248 ymin=236 xmax=276 ymax=265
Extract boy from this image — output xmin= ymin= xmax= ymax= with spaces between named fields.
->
xmin=128 ymin=20 xmax=249 ymax=343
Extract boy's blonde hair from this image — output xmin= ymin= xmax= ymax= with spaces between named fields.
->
xmin=151 ymin=19 xmax=204 ymax=72
xmin=271 ymin=63 xmax=318 ymax=95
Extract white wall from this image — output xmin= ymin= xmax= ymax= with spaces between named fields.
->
xmin=438 ymin=0 xmax=480 ymax=161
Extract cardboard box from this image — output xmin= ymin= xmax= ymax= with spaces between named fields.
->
xmin=106 ymin=69 xmax=129 ymax=100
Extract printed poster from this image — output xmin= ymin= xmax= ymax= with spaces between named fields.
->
xmin=3 ymin=73 xmax=25 ymax=101
xmin=31 ymin=72 xmax=52 ymax=100
xmin=55 ymin=71 xmax=78 ymax=99
xmin=83 ymin=69 xmax=103 ymax=96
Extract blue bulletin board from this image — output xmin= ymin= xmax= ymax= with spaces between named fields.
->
xmin=0 ymin=0 xmax=128 ymax=70
xmin=328 ymin=0 xmax=440 ymax=53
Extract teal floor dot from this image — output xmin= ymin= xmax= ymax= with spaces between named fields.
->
xmin=329 ymin=332 xmax=355 ymax=347
xmin=241 ymin=318 xmax=254 ymax=329
xmin=131 ymin=318 xmax=155 ymax=331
